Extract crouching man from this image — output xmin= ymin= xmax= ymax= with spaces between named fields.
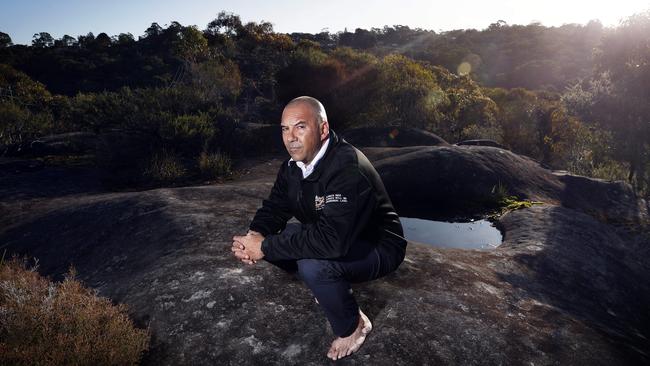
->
xmin=232 ymin=96 xmax=406 ymax=360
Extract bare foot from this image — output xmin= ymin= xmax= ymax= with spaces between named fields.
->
xmin=326 ymin=309 xmax=372 ymax=360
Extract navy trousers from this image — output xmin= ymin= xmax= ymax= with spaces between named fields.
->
xmin=265 ymin=223 xmax=399 ymax=337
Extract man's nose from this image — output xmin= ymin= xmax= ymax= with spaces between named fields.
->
xmin=287 ymin=129 xmax=297 ymax=141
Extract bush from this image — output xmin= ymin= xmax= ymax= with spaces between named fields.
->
xmin=198 ymin=151 xmax=232 ymax=179
xmin=159 ymin=113 xmax=215 ymax=156
xmin=0 ymin=257 xmax=149 ymax=365
xmin=143 ymin=149 xmax=187 ymax=183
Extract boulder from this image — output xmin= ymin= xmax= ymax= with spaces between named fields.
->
xmin=368 ymin=145 xmax=648 ymax=224
xmin=341 ymin=127 xmax=450 ymax=148
xmin=455 ymin=139 xmax=507 ymax=150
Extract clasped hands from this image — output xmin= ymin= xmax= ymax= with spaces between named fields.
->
xmin=232 ymin=230 xmax=265 ymax=265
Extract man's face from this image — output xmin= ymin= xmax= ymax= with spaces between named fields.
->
xmin=280 ymin=103 xmax=329 ymax=165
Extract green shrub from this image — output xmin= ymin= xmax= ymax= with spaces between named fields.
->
xmin=0 ymin=257 xmax=149 ymax=365
xmin=489 ymin=181 xmax=543 ymax=213
xmin=460 ymin=123 xmax=503 ymax=143
xmin=159 ymin=113 xmax=215 ymax=155
xmin=198 ymin=151 xmax=232 ymax=179
xmin=0 ymin=101 xmax=54 ymax=146
xmin=143 ymin=150 xmax=187 ymax=182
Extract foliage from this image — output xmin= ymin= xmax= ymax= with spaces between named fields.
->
xmin=0 ymin=32 xmax=12 ymax=48
xmin=173 ymin=26 xmax=209 ymax=62
xmin=489 ymin=181 xmax=543 ymax=215
xmin=0 ymin=64 xmax=55 ymax=146
xmin=186 ymin=59 xmax=242 ymax=102
xmin=561 ymin=11 xmax=650 ymax=195
xmin=160 ymin=113 xmax=214 ymax=147
xmin=485 ymin=87 xmax=593 ymax=168
xmin=372 ymin=54 xmax=445 ymax=129
xmin=0 ymin=12 xmax=648 ymax=197
xmin=143 ymin=149 xmax=187 ymax=183
xmin=198 ymin=151 xmax=232 ymax=179
xmin=0 ymin=257 xmax=149 ymax=365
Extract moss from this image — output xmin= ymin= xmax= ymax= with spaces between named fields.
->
xmin=488 ymin=181 xmax=544 ymax=217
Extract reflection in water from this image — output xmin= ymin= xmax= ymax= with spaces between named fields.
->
xmin=400 ymin=217 xmax=502 ymax=250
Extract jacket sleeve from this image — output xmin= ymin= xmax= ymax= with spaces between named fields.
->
xmin=249 ymin=162 xmax=293 ymax=236
xmin=261 ymin=165 xmax=375 ymax=260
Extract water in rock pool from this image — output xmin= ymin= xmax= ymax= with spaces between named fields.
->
xmin=399 ymin=217 xmax=502 ymax=250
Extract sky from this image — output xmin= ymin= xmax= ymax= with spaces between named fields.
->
xmin=1 ymin=0 xmax=649 ymax=45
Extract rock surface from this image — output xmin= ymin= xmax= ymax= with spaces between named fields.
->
xmin=1 ymin=144 xmax=649 ymax=365
xmin=455 ymin=139 xmax=508 ymax=150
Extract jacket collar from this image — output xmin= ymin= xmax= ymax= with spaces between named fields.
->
xmin=289 ymin=130 xmax=340 ymax=181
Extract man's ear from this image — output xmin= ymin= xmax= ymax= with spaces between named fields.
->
xmin=320 ymin=120 xmax=330 ymax=141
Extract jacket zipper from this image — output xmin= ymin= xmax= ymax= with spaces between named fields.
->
xmin=297 ymin=183 xmax=306 ymax=220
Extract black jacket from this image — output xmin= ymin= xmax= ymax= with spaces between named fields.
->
xmin=249 ymin=131 xmax=406 ymax=264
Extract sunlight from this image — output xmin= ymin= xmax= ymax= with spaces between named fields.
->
xmin=516 ymin=0 xmax=650 ymax=27
xmin=457 ymin=62 xmax=472 ymax=76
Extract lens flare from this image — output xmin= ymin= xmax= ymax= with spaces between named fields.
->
xmin=457 ymin=62 xmax=472 ymax=76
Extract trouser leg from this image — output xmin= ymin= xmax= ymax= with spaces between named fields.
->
xmin=263 ymin=224 xmax=402 ymax=337
xmin=296 ymin=241 xmax=399 ymax=338
xmin=296 ymin=258 xmax=360 ymax=337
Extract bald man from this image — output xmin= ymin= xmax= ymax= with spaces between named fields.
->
xmin=232 ymin=96 xmax=406 ymax=360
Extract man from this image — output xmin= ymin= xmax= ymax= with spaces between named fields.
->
xmin=232 ymin=96 xmax=406 ymax=361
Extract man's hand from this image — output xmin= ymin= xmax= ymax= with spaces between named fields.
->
xmin=231 ymin=231 xmax=265 ymax=265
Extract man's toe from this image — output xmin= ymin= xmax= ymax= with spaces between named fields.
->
xmin=327 ymin=343 xmax=338 ymax=359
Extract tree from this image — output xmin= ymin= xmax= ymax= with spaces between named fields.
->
xmin=0 ymin=32 xmax=12 ymax=48
xmin=32 ymin=32 xmax=54 ymax=48
xmin=95 ymin=32 xmax=112 ymax=48
xmin=0 ymin=64 xmax=54 ymax=146
xmin=174 ymin=26 xmax=208 ymax=62
xmin=143 ymin=23 xmax=163 ymax=39
xmin=77 ymin=32 xmax=95 ymax=48
xmin=206 ymin=12 xmax=243 ymax=37
xmin=115 ymin=33 xmax=135 ymax=45
xmin=591 ymin=11 xmax=650 ymax=193
xmin=54 ymin=34 xmax=77 ymax=47
xmin=374 ymin=54 xmax=446 ymax=130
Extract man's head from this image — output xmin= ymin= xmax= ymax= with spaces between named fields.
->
xmin=281 ymin=96 xmax=330 ymax=164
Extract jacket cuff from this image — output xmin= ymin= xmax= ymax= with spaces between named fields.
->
xmin=261 ymin=236 xmax=273 ymax=260
xmin=249 ymin=224 xmax=269 ymax=237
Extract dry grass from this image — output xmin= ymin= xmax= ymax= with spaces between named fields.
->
xmin=198 ymin=151 xmax=232 ymax=179
xmin=0 ymin=256 xmax=149 ymax=366
xmin=143 ymin=149 xmax=187 ymax=182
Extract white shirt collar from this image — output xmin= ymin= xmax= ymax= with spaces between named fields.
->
xmin=289 ymin=137 xmax=330 ymax=178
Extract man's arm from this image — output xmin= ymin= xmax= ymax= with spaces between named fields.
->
xmin=249 ymin=162 xmax=293 ymax=236
xmin=261 ymin=166 xmax=374 ymax=261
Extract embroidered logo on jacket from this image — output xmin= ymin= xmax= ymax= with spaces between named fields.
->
xmin=325 ymin=194 xmax=348 ymax=204
xmin=315 ymin=194 xmax=348 ymax=210
xmin=315 ymin=195 xmax=325 ymax=210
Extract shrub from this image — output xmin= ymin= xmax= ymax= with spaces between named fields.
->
xmin=143 ymin=149 xmax=187 ymax=182
xmin=0 ymin=257 xmax=149 ymax=365
xmin=198 ymin=151 xmax=232 ymax=179
xmin=159 ymin=113 xmax=215 ymax=156
xmin=488 ymin=181 xmax=543 ymax=213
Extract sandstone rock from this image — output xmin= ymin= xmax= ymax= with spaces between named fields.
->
xmin=368 ymin=145 xmax=648 ymax=224
xmin=455 ymin=139 xmax=507 ymax=150
xmin=1 ymin=145 xmax=648 ymax=365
